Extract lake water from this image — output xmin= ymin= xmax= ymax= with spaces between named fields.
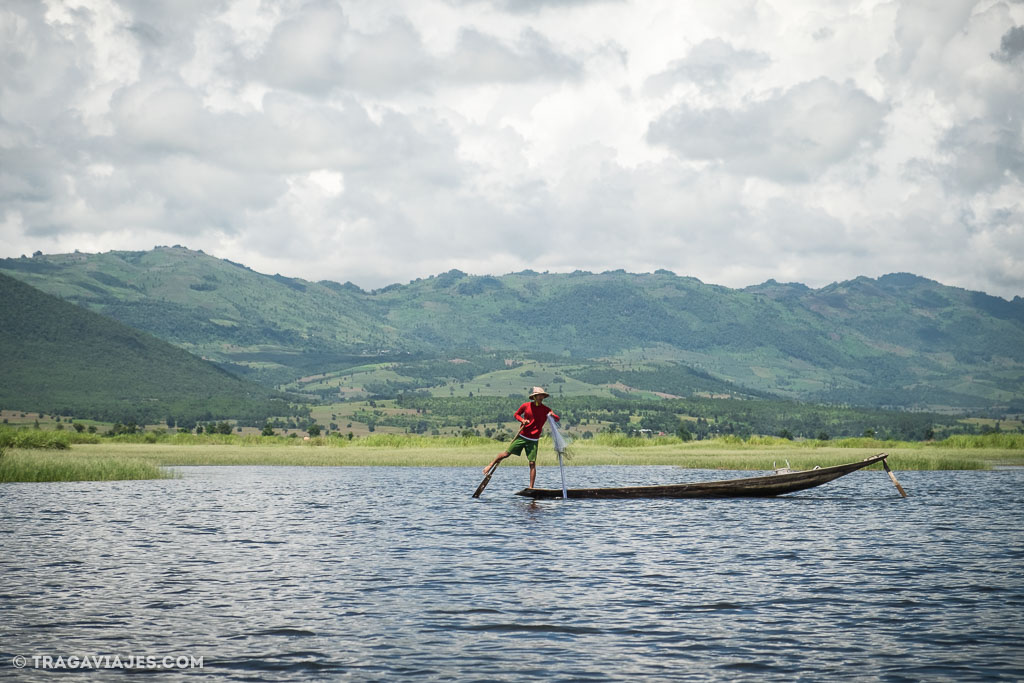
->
xmin=2 ymin=465 xmax=1023 ymax=680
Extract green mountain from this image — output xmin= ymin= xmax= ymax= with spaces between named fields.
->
xmin=0 ymin=272 xmax=300 ymax=425
xmin=3 ymin=248 xmax=1022 ymax=413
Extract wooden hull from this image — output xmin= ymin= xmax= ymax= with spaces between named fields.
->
xmin=515 ymin=454 xmax=889 ymax=500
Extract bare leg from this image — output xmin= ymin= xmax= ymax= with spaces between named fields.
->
xmin=529 ymin=461 xmax=536 ymax=488
xmin=484 ymin=452 xmax=510 ymax=474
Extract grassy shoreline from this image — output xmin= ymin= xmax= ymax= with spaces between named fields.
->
xmin=2 ymin=437 xmax=1022 ymax=482
xmin=0 ymin=449 xmax=174 ymax=483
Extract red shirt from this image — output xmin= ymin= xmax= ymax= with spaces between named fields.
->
xmin=515 ymin=401 xmax=559 ymax=440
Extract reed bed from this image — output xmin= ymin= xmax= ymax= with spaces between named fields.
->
xmin=0 ymin=450 xmax=174 ymax=483
xmin=103 ymin=432 xmax=497 ymax=448
xmin=99 ymin=430 xmax=1024 ymax=452
xmin=937 ymin=433 xmax=1024 ymax=449
xmin=585 ymin=433 xmax=1024 ymax=451
xmin=2 ymin=430 xmax=1019 ymax=482
xmin=562 ymin=448 xmax=990 ymax=471
xmin=71 ymin=443 xmax=494 ymax=468
xmin=66 ymin=442 xmax=1012 ymax=470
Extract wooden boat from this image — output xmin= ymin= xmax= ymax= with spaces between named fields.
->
xmin=515 ymin=453 xmax=902 ymax=500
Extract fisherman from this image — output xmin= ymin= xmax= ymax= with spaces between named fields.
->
xmin=482 ymin=386 xmax=559 ymax=489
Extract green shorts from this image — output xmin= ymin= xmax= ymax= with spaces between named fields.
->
xmin=507 ymin=435 xmax=539 ymax=462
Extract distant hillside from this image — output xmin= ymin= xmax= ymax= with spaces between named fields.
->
xmin=3 ymin=248 xmax=1023 ymax=413
xmin=0 ymin=247 xmax=384 ymax=359
xmin=0 ymin=273 xmax=300 ymax=425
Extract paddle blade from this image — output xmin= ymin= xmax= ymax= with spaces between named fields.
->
xmin=882 ymin=458 xmax=908 ymax=497
xmin=472 ymin=463 xmax=498 ymax=498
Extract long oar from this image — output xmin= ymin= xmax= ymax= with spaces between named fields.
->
xmin=472 ymin=460 xmax=500 ymax=498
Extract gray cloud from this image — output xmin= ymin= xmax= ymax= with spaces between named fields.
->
xmin=992 ymin=25 xmax=1024 ymax=62
xmin=252 ymin=1 xmax=580 ymax=95
xmin=875 ymin=1 xmax=977 ymax=81
xmin=118 ymin=0 xmax=231 ymax=76
xmin=445 ymin=27 xmax=582 ymax=83
xmin=449 ymin=0 xmax=624 ymax=14
xmin=940 ymin=119 xmax=1024 ymax=191
xmin=644 ymin=38 xmax=770 ymax=94
xmin=877 ymin=5 xmax=1024 ymax=196
xmin=1 ymin=0 xmax=1022 ymax=299
xmin=97 ymin=83 xmax=468 ymax=233
xmin=647 ymin=78 xmax=888 ymax=182
xmin=0 ymin=2 xmax=87 ymax=128
xmin=255 ymin=4 xmax=433 ymax=95
xmin=116 ymin=0 xmax=228 ymax=28
xmin=0 ymin=3 xmax=473 ymax=243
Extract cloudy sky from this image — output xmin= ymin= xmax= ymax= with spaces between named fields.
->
xmin=2 ymin=0 xmax=1023 ymax=297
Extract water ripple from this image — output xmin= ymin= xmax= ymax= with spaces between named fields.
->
xmin=2 ymin=466 xmax=1023 ymax=680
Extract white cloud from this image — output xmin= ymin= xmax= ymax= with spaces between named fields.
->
xmin=0 ymin=0 xmax=1023 ymax=299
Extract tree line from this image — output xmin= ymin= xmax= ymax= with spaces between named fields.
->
xmin=392 ymin=394 xmax=965 ymax=441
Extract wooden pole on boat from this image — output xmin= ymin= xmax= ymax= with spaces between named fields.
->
xmin=557 ymin=451 xmax=568 ymax=500
xmin=472 ymin=461 xmax=499 ymax=498
xmin=549 ymin=415 xmax=568 ymax=499
xmin=882 ymin=457 xmax=908 ymax=497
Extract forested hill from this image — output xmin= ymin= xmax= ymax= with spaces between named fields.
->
xmin=0 ymin=272 xmax=299 ymax=425
xmin=2 ymin=247 xmax=1023 ymax=412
